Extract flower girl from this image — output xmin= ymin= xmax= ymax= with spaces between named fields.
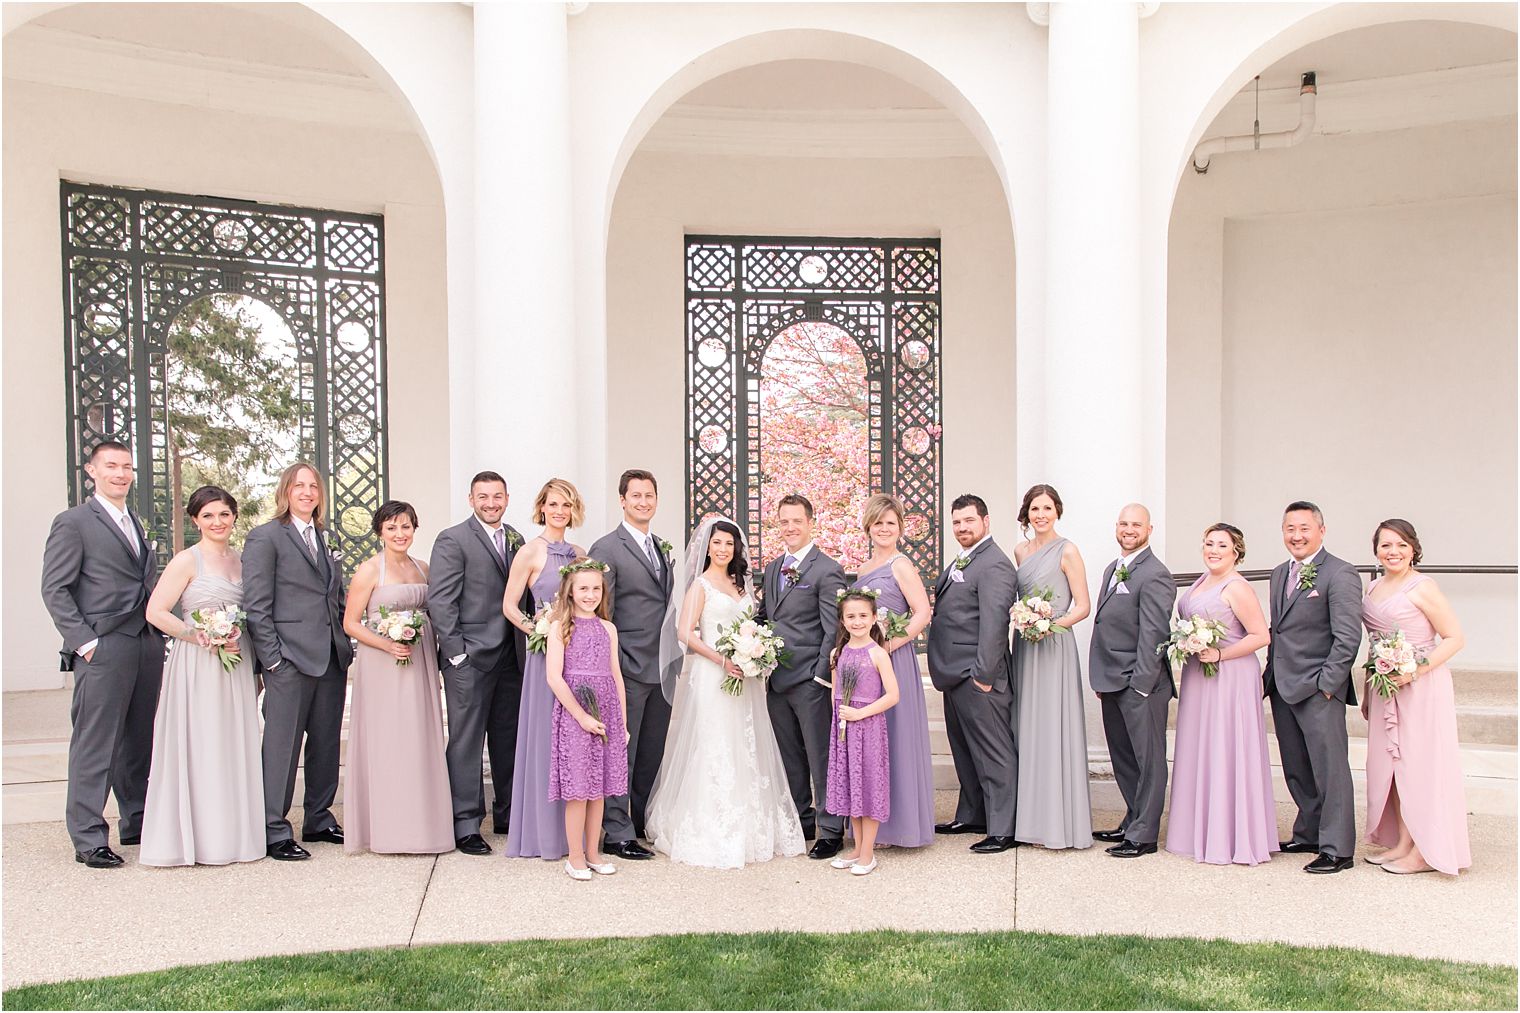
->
xmin=825 ymin=588 xmax=900 ymax=876
xmin=545 ymin=559 xmax=629 ymax=881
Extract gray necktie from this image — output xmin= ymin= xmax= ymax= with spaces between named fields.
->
xmin=1286 ymin=559 xmax=1302 ymax=604
xmin=303 ymin=524 xmax=319 ymax=562
xmin=645 ymin=536 xmax=659 ymax=569
xmin=494 ymin=527 xmax=506 ymax=564
xmin=120 ymin=514 xmax=139 ymax=557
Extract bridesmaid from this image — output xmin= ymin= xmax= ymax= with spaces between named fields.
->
xmin=503 ymin=478 xmax=585 ymax=859
xmin=1361 ymin=519 xmax=1471 ymax=876
xmin=1166 ymin=523 xmax=1277 ymax=866
xmin=140 ymin=486 xmax=263 ymax=867
xmin=852 ymin=494 xmax=935 ymax=848
xmin=341 ymin=501 xmax=453 ymax=855
xmin=1011 ymin=484 xmax=1093 ymax=850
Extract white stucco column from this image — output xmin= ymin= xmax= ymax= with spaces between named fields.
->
xmin=473 ymin=2 xmax=577 ymax=500
xmin=1042 ymin=2 xmax=1146 ymax=563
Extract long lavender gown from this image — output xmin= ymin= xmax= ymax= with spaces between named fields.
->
xmin=1166 ymin=574 xmax=1278 ymax=865
xmin=853 ymin=557 xmax=935 ymax=846
xmin=505 ymin=539 xmax=576 ymax=859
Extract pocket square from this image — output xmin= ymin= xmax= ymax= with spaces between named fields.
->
xmin=1307 ymin=589 xmax=1320 ymax=598
xmin=1115 ymin=584 xmax=1131 ymax=595
xmin=948 ymin=569 xmax=965 ymax=583
xmin=796 ymin=584 xmax=812 ymax=590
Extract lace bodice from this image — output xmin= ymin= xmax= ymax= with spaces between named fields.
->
xmin=698 ymin=575 xmax=753 ymax=641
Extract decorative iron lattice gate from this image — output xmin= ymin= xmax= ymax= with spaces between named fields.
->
xmin=60 ymin=181 xmax=388 ymax=575
xmin=685 ymin=236 xmax=942 ymax=580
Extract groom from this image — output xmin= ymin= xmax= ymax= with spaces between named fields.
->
xmin=759 ymin=494 xmax=847 ymax=860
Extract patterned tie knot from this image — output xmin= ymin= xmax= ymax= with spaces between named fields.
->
xmin=783 ymin=554 xmax=797 ymax=569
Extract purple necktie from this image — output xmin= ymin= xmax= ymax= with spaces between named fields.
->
xmin=1287 ymin=560 xmax=1302 ymax=604
xmin=494 ymin=527 xmax=506 ymax=564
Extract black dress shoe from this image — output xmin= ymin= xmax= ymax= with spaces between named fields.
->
xmin=266 ymin=839 xmax=310 ymax=861
xmin=456 ymin=834 xmax=492 ymax=856
xmin=301 ymin=827 xmax=344 ymax=845
xmin=117 ymin=834 xmax=140 ymax=847
xmin=1106 ymin=840 xmax=1158 ymax=858
xmin=1092 ymin=828 xmax=1126 ymax=844
xmin=1304 ymin=853 xmax=1355 ymax=874
xmin=605 ymin=840 xmax=655 ymax=860
xmin=969 ymin=835 xmax=1019 ymax=853
xmin=75 ymin=846 xmax=125 ymax=868
xmin=935 ymin=821 xmax=987 ymax=835
xmin=1279 ymin=840 xmax=1317 ymax=854
xmin=808 ymin=838 xmax=844 ymax=860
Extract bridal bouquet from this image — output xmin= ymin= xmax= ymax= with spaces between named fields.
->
xmin=1010 ymin=588 xmax=1066 ymax=643
xmin=526 ymin=603 xmax=553 ymax=654
xmin=370 ymin=605 xmax=426 ymax=666
xmin=1159 ymin=615 xmax=1230 ymax=677
xmin=1364 ymin=629 xmax=1426 ymax=698
xmin=714 ymin=608 xmax=789 ymax=696
xmin=189 ymin=605 xmax=246 ymax=674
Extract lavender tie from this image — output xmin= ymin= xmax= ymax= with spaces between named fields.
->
xmin=645 ymin=536 xmax=659 ymax=569
xmin=1287 ymin=560 xmax=1302 ymax=604
xmin=494 ymin=527 xmax=506 ymax=564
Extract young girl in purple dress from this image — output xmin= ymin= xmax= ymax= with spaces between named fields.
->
xmin=825 ymin=588 xmax=900 ymax=877
xmin=545 ymin=558 xmax=629 ymax=881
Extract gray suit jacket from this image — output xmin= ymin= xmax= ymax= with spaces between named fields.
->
xmin=590 ymin=526 xmax=675 ymax=687
xmin=759 ymin=547 xmax=847 ymax=692
xmin=1264 ymin=548 xmax=1363 ymax=705
xmin=242 ymin=518 xmax=352 ymax=677
xmin=926 ymin=539 xmax=1017 ymax=691
xmin=41 ymin=499 xmax=159 ymax=669
xmin=1088 ymin=546 xmax=1177 ymax=695
xmin=427 ymin=517 xmax=528 ymax=673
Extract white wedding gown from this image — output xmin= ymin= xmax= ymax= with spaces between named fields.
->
xmin=646 ymin=577 xmax=806 ymax=869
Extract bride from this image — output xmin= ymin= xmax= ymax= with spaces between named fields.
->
xmin=645 ymin=517 xmax=806 ymax=869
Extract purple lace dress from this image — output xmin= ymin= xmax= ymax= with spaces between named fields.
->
xmin=548 ymin=619 xmax=628 ymax=801
xmin=826 ymin=644 xmax=891 ymax=822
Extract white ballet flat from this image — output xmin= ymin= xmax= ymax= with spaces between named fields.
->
xmin=563 ymin=861 xmax=592 ymax=881
xmin=587 ymin=860 xmax=617 ymax=876
xmin=830 ymin=855 xmax=860 ymax=869
xmin=849 ymin=859 xmax=878 ymax=876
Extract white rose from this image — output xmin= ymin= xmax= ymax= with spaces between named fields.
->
xmin=1034 ymin=618 xmax=1051 ymax=633
xmin=1178 ymin=619 xmax=1195 ymax=634
xmin=209 ymin=617 xmax=234 ymax=637
xmin=739 ymin=620 xmax=759 ymax=639
xmin=1195 ymin=627 xmax=1215 ymax=646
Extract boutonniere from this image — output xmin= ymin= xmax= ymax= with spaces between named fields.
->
xmin=506 ymin=529 xmax=524 ymax=552
xmin=952 ymin=555 xmax=971 ymax=572
xmin=782 ymin=565 xmax=801 ymax=588
xmin=1297 ymin=561 xmax=1318 ymax=591
xmin=656 ymin=537 xmax=674 ymax=560
xmin=1114 ymin=564 xmax=1131 ymax=586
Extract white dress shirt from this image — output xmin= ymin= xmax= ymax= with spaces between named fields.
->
xmin=1108 ymin=547 xmax=1144 ymax=591
xmin=622 ymin=520 xmax=658 ymax=564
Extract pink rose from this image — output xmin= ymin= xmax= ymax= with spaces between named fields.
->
xmin=1374 ymin=657 xmax=1394 ymax=675
xmin=401 ymin=627 xmax=417 ymax=641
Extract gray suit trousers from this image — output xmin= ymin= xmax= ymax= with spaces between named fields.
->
xmin=443 ymin=657 xmax=522 ymax=836
xmin=1270 ymin=687 xmax=1356 ymax=857
xmin=1100 ymin=684 xmax=1171 ymax=844
xmin=942 ymin=678 xmax=1018 ymax=836
xmin=603 ymin=678 xmax=672 ymax=843
xmin=767 ymin=678 xmax=844 ymax=838
xmin=261 ymin=651 xmax=346 ymax=843
xmin=66 ymin=629 xmax=164 ymax=850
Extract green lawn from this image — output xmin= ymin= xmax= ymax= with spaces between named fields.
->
xmin=4 ymin=930 xmax=1514 ymax=1010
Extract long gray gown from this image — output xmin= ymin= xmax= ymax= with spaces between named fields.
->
xmin=1013 ymin=537 xmax=1093 ymax=849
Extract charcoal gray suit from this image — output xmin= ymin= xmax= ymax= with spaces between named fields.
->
xmin=428 ymin=517 xmax=528 ymax=836
xmin=1264 ymin=547 xmax=1362 ymax=859
xmin=1088 ymin=546 xmax=1176 ymax=845
xmin=926 ymin=538 xmax=1018 ymax=836
xmin=760 ymin=546 xmax=848 ymax=839
xmin=41 ymin=496 xmax=164 ymax=852
xmin=592 ymin=524 xmax=675 ymax=843
xmin=243 ymin=517 xmax=352 ymax=844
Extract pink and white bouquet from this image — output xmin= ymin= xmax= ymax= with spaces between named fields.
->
xmin=526 ymin=603 xmax=554 ymax=654
xmin=370 ymin=604 xmax=426 ymax=666
xmin=1160 ymin=615 xmax=1230 ymax=677
xmin=189 ymin=605 xmax=246 ymax=674
xmin=1364 ymin=629 xmax=1426 ymax=698
xmin=714 ymin=607 xmax=790 ymax=696
xmin=1010 ymin=588 xmax=1066 ymax=643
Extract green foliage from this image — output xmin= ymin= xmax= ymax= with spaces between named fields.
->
xmin=5 ymin=931 xmax=1514 ymax=1011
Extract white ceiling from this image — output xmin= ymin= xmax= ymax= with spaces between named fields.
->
xmin=675 ymin=59 xmax=944 ymax=111
xmin=1246 ymin=19 xmax=1514 ymax=92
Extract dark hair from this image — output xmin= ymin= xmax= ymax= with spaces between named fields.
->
xmin=187 ymin=485 xmax=238 ymax=519
xmin=88 ymin=440 xmax=131 ymax=462
xmin=951 ymin=493 xmax=988 ymax=517
xmin=1284 ymin=500 xmax=1324 ymax=525
xmin=1203 ymin=522 xmax=1247 ymax=563
xmin=470 ymin=470 xmax=507 ymax=492
xmin=1373 ymin=518 xmax=1423 ymax=566
xmin=704 ymin=519 xmax=749 ymax=586
xmin=831 ymin=588 xmax=888 ymax=663
xmin=777 ymin=493 xmax=815 ymax=520
xmin=1017 ymin=484 xmax=1064 ymax=532
xmin=372 ymin=500 xmax=419 ymax=535
xmin=619 ymin=469 xmax=658 ymax=497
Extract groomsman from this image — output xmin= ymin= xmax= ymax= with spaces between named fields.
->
xmin=592 ymin=469 xmax=675 ymax=861
xmin=1265 ymin=501 xmax=1362 ymax=874
xmin=40 ymin=441 xmax=164 ymax=868
xmin=243 ymin=462 xmax=353 ymax=861
xmin=428 ymin=471 xmax=529 ymax=855
xmin=1089 ymin=503 xmax=1176 ymax=859
xmin=759 ymin=494 xmax=848 ymax=860
xmin=926 ymin=494 xmax=1019 ymax=853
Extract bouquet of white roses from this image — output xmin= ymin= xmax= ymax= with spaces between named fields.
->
xmin=713 ymin=607 xmax=789 ymax=696
xmin=189 ymin=605 xmax=246 ymax=674
xmin=1364 ymin=629 xmax=1426 ymax=699
xmin=370 ymin=604 xmax=427 ymax=666
xmin=526 ymin=603 xmax=554 ymax=654
xmin=1010 ymin=588 xmax=1066 ymax=643
xmin=1159 ymin=615 xmax=1230 ymax=677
